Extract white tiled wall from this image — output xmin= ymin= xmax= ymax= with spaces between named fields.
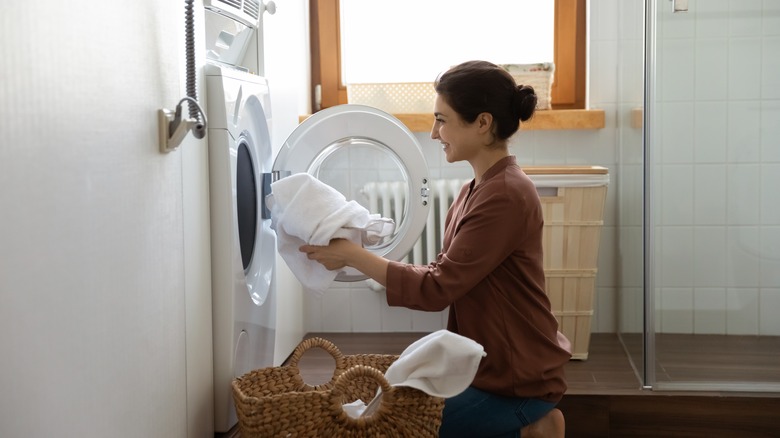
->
xmin=651 ymin=0 xmax=780 ymax=335
xmin=302 ymin=0 xmax=780 ymax=337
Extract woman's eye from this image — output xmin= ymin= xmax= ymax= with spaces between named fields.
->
xmin=435 ymin=117 xmax=445 ymax=123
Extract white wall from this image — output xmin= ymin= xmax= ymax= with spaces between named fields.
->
xmin=0 ymin=1 xmax=191 ymax=437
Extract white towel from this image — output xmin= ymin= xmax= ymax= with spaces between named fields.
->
xmin=359 ymin=330 xmax=486 ymax=417
xmin=266 ymin=173 xmax=395 ymax=296
xmin=384 ymin=329 xmax=486 ymax=397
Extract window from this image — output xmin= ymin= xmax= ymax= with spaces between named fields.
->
xmin=310 ymin=0 xmax=586 ymax=112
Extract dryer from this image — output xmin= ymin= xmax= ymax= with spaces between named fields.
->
xmin=206 ymin=63 xmax=277 ymax=432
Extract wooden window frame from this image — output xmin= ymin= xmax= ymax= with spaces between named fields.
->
xmin=310 ymin=0 xmax=587 ymax=112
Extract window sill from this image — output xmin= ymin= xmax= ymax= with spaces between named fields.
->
xmin=299 ymin=109 xmax=605 ymax=132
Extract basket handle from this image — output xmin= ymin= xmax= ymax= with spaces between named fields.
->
xmin=330 ymin=365 xmax=393 ymax=420
xmin=287 ymin=337 xmax=348 ymax=390
xmin=288 ymin=337 xmax=345 ymax=366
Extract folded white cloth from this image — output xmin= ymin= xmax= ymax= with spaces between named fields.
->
xmin=384 ymin=329 xmax=486 ymax=397
xmin=266 ymin=173 xmax=395 ymax=296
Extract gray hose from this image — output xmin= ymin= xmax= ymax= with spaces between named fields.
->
xmin=184 ymin=0 xmax=207 ymax=139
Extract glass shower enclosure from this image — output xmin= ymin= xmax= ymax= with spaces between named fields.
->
xmin=618 ymin=0 xmax=780 ymax=392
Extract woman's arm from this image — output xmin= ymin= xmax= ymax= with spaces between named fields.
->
xmin=300 ymin=239 xmax=390 ymax=286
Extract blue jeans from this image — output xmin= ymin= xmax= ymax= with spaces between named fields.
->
xmin=438 ymin=386 xmax=557 ymax=438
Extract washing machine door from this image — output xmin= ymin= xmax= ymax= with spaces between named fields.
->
xmin=232 ymin=83 xmax=275 ymax=307
xmin=271 ymin=104 xmax=430 ymax=282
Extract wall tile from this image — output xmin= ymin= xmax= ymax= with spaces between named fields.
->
xmin=694 ymin=226 xmax=727 ymax=287
xmin=594 ymin=286 xmax=617 ymax=333
xmin=531 ymin=137 xmax=569 ymax=165
xmin=619 ymin=0 xmax=645 ymax=41
xmin=693 ymin=164 xmax=727 ymax=224
xmin=762 ymin=37 xmax=780 ymax=98
xmin=694 ymin=38 xmax=729 ymax=101
xmin=760 ymin=165 xmax=780 ymax=224
xmin=350 ymin=289 xmax=383 ymax=332
xmin=618 ymin=40 xmax=644 ymax=103
xmin=759 ymin=288 xmax=780 ymax=335
xmin=660 ymin=39 xmax=696 ymax=102
xmin=693 ymin=287 xmax=727 ymax=334
xmin=729 ymin=0 xmax=763 ymax=37
xmin=726 ymin=164 xmax=761 ymax=225
xmin=321 ymin=288 xmax=352 ymax=331
xmin=590 ymin=41 xmax=619 ymax=104
xmin=728 ymin=38 xmax=762 ymax=100
xmin=303 ymin=293 xmax=323 ymax=333
xmin=591 ymin=0 xmax=619 ymax=41
xmin=693 ymin=102 xmax=728 ymax=163
xmin=696 ymin=0 xmax=730 ymax=38
xmin=726 ymin=287 xmax=760 ymax=335
xmin=597 ymin=226 xmax=618 ymax=288
xmin=661 ymin=165 xmax=694 ymax=225
xmin=661 ymin=102 xmax=696 ymax=163
xmin=759 ymin=226 xmax=780 ymax=288
xmin=411 ymin=309 xmax=447 ymax=332
xmin=660 ymin=4 xmax=696 ymax=39
xmin=726 ymin=226 xmax=761 ymax=288
xmin=660 ymin=226 xmax=695 ymax=287
xmin=380 ymin=299 xmax=413 ymax=331
xmin=660 ymin=287 xmax=694 ymax=333
xmin=619 ymin=226 xmax=644 ymax=288
xmin=763 ymin=0 xmax=780 ymax=36
xmin=760 ymin=100 xmax=780 ymax=162
xmin=620 ymin=286 xmax=644 ymax=333
xmin=618 ymin=165 xmax=644 ymax=227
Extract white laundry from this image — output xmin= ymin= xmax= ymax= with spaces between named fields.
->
xmin=384 ymin=329 xmax=486 ymax=397
xmin=342 ymin=399 xmax=369 ymax=419
xmin=359 ymin=330 xmax=486 ymax=417
xmin=266 ymin=173 xmax=395 ymax=296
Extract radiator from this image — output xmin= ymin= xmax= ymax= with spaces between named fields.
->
xmin=360 ymin=178 xmax=469 ymax=265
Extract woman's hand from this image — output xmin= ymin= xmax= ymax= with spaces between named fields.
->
xmin=299 ymin=238 xmax=358 ymax=271
xmin=300 ymin=238 xmax=390 ymax=286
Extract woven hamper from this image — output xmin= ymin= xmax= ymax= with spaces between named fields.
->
xmin=232 ymin=337 xmax=445 ymax=437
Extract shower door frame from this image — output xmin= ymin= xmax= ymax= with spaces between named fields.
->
xmin=642 ymin=0 xmax=780 ymax=393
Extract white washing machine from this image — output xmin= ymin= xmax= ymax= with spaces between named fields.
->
xmin=207 ymin=92 xmax=432 ymax=433
xmin=206 ymin=63 xmax=277 ymax=432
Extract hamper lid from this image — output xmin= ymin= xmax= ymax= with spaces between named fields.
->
xmin=522 ymin=165 xmax=610 ymax=188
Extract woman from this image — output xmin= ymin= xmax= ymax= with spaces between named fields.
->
xmin=300 ymin=60 xmax=570 ymax=438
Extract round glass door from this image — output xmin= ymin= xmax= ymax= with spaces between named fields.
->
xmin=273 ymin=104 xmax=430 ymax=281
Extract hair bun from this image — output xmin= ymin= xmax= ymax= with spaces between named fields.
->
xmin=513 ymin=85 xmax=538 ymax=122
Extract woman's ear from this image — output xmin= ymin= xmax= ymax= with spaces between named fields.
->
xmin=476 ymin=112 xmax=493 ymax=133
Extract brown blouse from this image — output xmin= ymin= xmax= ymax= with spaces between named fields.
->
xmin=386 ymin=156 xmax=570 ymax=402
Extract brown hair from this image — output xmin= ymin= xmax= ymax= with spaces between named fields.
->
xmin=434 ymin=60 xmax=537 ymax=140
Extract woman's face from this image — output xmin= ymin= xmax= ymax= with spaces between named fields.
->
xmin=430 ymin=94 xmax=482 ymax=163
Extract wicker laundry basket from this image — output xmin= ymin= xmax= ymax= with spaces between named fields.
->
xmin=525 ymin=166 xmax=610 ymax=360
xmin=232 ymin=337 xmax=445 ymax=437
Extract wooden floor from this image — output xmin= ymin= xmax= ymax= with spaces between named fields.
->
xmin=291 ymin=332 xmax=646 ymax=394
xmin=223 ymin=332 xmax=780 ymax=437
